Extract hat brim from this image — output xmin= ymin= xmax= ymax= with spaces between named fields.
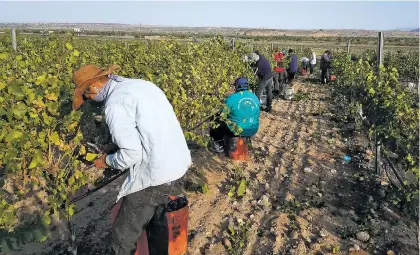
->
xmin=72 ymin=65 xmax=120 ymax=110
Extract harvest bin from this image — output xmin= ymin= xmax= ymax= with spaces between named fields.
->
xmin=111 ymin=196 xmax=189 ymax=255
xmin=226 ymin=136 xmax=251 ymax=161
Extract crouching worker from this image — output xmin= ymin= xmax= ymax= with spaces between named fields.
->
xmin=71 ymin=64 xmax=192 ymax=255
xmin=210 ymin=77 xmax=260 ymax=157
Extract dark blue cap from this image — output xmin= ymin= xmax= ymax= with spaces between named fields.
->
xmin=235 ymin=77 xmax=249 ymax=91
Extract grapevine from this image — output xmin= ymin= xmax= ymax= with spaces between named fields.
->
xmin=0 ymin=34 xmax=253 ymax=251
xmin=331 ymin=51 xmax=419 ymax=216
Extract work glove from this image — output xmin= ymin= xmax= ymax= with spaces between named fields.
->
xmin=101 ymin=143 xmax=119 ymax=154
xmin=94 ymin=154 xmax=109 ymax=169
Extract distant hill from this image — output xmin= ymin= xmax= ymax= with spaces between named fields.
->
xmin=411 ymin=28 xmax=419 ymax=32
xmin=395 ymin=28 xmax=417 ymax=31
xmin=0 ymin=23 xmax=419 ymax=38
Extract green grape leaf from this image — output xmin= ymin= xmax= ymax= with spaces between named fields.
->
xmin=0 ymin=53 xmax=9 ymax=60
xmin=65 ymin=43 xmax=73 ymax=50
xmin=86 ymin=153 xmax=99 ymax=161
xmin=237 ymin=179 xmax=247 ymax=197
xmin=68 ymin=204 xmax=75 ymax=216
xmin=227 ymin=186 xmax=236 ymax=197
xmin=28 ymin=151 xmax=43 ymax=169
xmin=228 ymin=226 xmax=235 ymax=235
xmin=3 ymin=212 xmax=16 ymax=225
xmin=41 ymin=213 xmax=51 ymax=226
xmin=68 ymin=176 xmax=75 ymax=186
xmin=0 ymin=108 xmax=6 ymax=117
xmin=5 ymin=130 xmax=23 ymax=142
xmin=49 ymin=132 xmax=60 ymax=145
xmin=35 ymin=74 xmax=47 ymax=85
xmin=79 ymin=145 xmax=86 ymax=156
xmin=45 ymin=93 xmax=58 ymax=102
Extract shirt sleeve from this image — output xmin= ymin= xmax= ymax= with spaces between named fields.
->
xmin=105 ymin=103 xmax=143 ymax=170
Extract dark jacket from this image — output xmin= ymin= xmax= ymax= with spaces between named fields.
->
xmin=320 ymin=53 xmax=332 ymax=70
xmin=288 ymin=54 xmax=298 ymax=73
xmin=255 ymin=54 xmax=272 ymax=81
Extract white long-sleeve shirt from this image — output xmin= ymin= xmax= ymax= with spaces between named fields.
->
xmin=310 ymin=52 xmax=316 ymax=65
xmin=103 ymin=77 xmax=192 ymax=202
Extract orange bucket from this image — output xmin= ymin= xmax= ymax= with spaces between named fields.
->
xmin=111 ymin=196 xmax=189 ymax=255
xmin=166 ymin=196 xmax=189 ymax=255
xmin=330 ymin=74 xmax=336 ymax=81
xmin=228 ymin=137 xmax=249 ymax=161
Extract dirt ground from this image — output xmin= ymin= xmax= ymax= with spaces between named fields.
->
xmin=11 ymin=79 xmax=418 ymax=255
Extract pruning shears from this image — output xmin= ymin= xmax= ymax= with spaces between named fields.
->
xmin=85 ymin=142 xmax=103 ymax=154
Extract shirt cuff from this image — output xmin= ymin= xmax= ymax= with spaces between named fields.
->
xmin=106 ymin=154 xmax=114 ymax=167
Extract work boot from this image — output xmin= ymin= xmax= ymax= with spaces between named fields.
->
xmin=210 ymin=141 xmax=224 ymax=153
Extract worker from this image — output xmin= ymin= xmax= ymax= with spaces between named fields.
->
xmin=71 ymin=64 xmax=192 ymax=255
xmin=309 ymin=50 xmax=316 ymax=74
xmin=252 ymin=50 xmax=273 ymax=112
xmin=301 ymin=57 xmax=309 ymax=71
xmin=209 ymin=77 xmax=260 ymax=153
xmin=287 ymin=49 xmax=298 ymax=85
xmin=282 ymin=48 xmax=287 ymax=56
xmin=272 ymin=48 xmax=287 ymax=97
xmin=320 ymin=50 xmax=332 ymax=84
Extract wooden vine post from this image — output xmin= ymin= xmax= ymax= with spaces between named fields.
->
xmin=347 ymin=39 xmax=351 ymax=54
xmin=11 ymin=27 xmax=17 ymax=51
xmin=375 ymin=31 xmax=384 ymax=176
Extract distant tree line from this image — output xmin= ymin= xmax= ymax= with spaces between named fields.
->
xmin=2 ymin=28 xmax=418 ymax=47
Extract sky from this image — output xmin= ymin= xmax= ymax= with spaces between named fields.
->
xmin=0 ymin=1 xmax=419 ymax=30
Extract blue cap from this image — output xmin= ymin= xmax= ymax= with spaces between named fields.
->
xmin=235 ymin=77 xmax=249 ymax=91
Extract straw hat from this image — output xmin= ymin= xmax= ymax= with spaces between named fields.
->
xmin=72 ymin=64 xmax=120 ymax=110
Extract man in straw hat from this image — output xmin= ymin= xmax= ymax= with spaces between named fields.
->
xmin=72 ymin=64 xmax=192 ymax=254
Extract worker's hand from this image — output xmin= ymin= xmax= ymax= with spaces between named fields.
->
xmin=94 ymin=154 xmax=109 ymax=169
xmin=102 ymin=143 xmax=119 ymax=154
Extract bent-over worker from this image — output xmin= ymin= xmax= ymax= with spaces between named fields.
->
xmin=71 ymin=64 xmax=192 ymax=255
xmin=253 ymin=50 xmax=273 ymax=112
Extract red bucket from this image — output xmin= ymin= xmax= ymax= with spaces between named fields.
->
xmin=300 ymin=69 xmax=308 ymax=76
